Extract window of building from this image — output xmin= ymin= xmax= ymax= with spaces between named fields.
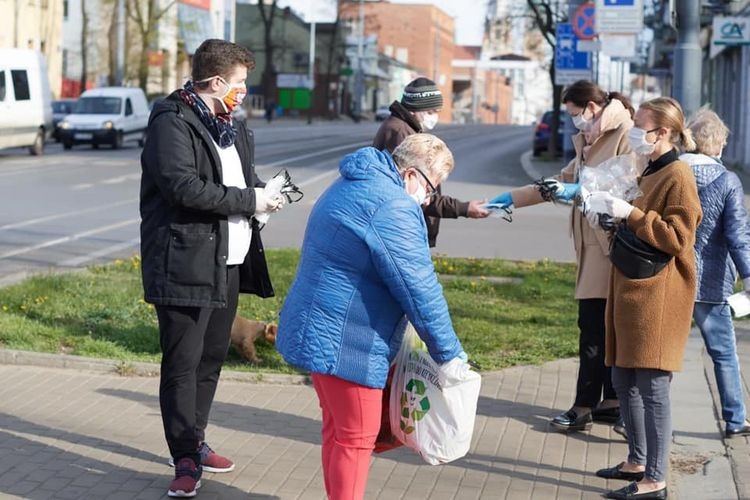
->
xmin=11 ymin=70 xmax=30 ymax=101
xmin=0 ymin=72 xmax=6 ymax=101
xmin=63 ymin=0 xmax=68 ymax=19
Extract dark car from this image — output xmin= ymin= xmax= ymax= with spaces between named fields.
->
xmin=51 ymin=99 xmax=77 ymax=142
xmin=533 ymin=110 xmax=568 ymax=157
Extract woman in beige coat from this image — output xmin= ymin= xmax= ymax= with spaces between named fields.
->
xmin=587 ymin=97 xmax=702 ymax=499
xmin=488 ymin=80 xmax=634 ymax=432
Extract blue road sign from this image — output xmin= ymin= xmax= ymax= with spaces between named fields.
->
xmin=604 ymin=0 xmax=635 ymax=5
xmin=555 ymin=23 xmax=592 ymax=71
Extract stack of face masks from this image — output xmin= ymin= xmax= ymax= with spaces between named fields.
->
xmin=254 ymin=169 xmax=303 ymax=226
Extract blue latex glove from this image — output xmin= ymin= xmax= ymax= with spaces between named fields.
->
xmin=539 ymin=179 xmax=581 ymax=202
xmin=485 ymin=192 xmax=513 ymax=209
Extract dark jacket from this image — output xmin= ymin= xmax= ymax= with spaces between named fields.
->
xmin=139 ymin=92 xmax=273 ymax=308
xmin=681 ymin=153 xmax=750 ymax=302
xmin=372 ymin=101 xmax=469 ymax=247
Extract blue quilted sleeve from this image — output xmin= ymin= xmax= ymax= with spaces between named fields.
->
xmin=723 ymin=172 xmax=750 ymax=279
xmin=365 ymin=198 xmax=463 ymax=364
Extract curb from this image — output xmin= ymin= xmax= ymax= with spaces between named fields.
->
xmin=519 ymin=150 xmax=544 ymax=180
xmin=0 ymin=348 xmax=311 ymax=385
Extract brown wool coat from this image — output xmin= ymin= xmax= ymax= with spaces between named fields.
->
xmin=511 ymin=102 xmax=634 ymax=299
xmin=605 ymin=160 xmax=702 ymax=372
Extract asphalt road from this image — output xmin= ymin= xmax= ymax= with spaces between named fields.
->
xmin=0 ymin=120 xmax=575 ymax=286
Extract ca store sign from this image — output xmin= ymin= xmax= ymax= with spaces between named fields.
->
xmin=711 ymin=17 xmax=750 ymax=59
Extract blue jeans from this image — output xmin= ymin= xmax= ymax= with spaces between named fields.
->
xmin=693 ymin=301 xmax=747 ymax=430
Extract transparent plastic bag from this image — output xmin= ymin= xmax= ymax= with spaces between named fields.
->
xmin=578 ymin=153 xmax=642 ymax=202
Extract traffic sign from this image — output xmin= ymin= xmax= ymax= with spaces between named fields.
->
xmin=596 ymin=0 xmax=643 ymax=34
xmin=572 ymin=3 xmax=596 ymax=41
xmin=555 ymin=23 xmax=592 ymax=85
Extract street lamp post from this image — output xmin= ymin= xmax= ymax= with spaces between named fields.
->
xmin=672 ymin=0 xmax=701 ymax=119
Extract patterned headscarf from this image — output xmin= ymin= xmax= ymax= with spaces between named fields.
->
xmin=178 ymin=80 xmax=237 ymax=148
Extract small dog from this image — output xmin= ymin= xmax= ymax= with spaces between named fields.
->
xmin=230 ymin=316 xmax=277 ymax=364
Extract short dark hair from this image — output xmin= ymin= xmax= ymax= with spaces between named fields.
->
xmin=562 ymin=80 xmax=634 ymax=118
xmin=191 ymin=39 xmax=255 ymax=83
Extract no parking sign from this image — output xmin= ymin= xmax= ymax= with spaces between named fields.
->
xmin=572 ymin=2 xmax=596 ymax=41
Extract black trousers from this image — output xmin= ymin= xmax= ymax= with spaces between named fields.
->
xmin=574 ymin=298 xmax=617 ymax=408
xmin=155 ymin=265 xmax=239 ymax=463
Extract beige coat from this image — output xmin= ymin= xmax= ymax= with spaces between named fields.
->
xmin=511 ymin=101 xmax=634 ymax=299
xmin=605 ymin=159 xmax=702 ymax=372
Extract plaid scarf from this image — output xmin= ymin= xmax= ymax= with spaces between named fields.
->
xmin=178 ymin=81 xmax=237 ymax=148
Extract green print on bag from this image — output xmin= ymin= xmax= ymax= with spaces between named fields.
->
xmin=400 ymin=378 xmax=431 ymax=434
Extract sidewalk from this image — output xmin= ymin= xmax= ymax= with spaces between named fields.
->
xmin=0 ymin=323 xmax=745 ymax=499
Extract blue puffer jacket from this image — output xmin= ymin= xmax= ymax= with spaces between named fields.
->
xmin=276 ymin=147 xmax=463 ymax=388
xmin=682 ymin=153 xmax=750 ymax=302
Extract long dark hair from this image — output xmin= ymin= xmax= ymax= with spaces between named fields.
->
xmin=561 ymin=80 xmax=634 ymax=118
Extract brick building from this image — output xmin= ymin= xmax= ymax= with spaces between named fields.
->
xmin=339 ymin=0 xmax=455 ymax=123
xmin=452 ymin=45 xmax=513 ymax=125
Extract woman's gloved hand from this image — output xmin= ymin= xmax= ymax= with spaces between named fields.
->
xmin=538 ymin=179 xmax=581 ymax=202
xmin=485 ymin=192 xmax=513 ymax=209
xmin=586 ymin=191 xmax=634 ymax=220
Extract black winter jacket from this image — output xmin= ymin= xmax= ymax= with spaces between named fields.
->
xmin=139 ymin=92 xmax=273 ymax=307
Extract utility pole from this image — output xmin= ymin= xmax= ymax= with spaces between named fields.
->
xmin=353 ymin=0 xmax=364 ymax=121
xmin=308 ymin=20 xmax=316 ymax=124
xmin=672 ymin=0 xmax=701 ymax=119
xmin=13 ymin=0 xmax=19 ymax=47
xmin=115 ymin=0 xmax=125 ymax=85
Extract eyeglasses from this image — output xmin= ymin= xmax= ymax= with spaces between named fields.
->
xmin=274 ymin=169 xmax=304 ymax=203
xmin=411 ymin=168 xmax=438 ymax=199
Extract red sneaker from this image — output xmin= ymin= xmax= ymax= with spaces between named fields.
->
xmin=198 ymin=442 xmax=235 ymax=473
xmin=168 ymin=457 xmax=202 ymax=498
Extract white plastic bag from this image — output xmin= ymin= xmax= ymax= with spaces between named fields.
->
xmin=253 ymin=173 xmax=286 ymax=226
xmin=389 ymin=323 xmax=482 ymax=465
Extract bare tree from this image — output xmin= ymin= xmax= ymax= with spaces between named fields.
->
xmin=527 ymin=0 xmax=566 ymax=157
xmin=80 ymin=0 xmax=89 ymax=94
xmin=257 ymin=0 xmax=280 ymax=101
xmin=323 ymin=1 xmax=343 ymax=119
xmin=127 ymin=0 xmax=175 ymax=92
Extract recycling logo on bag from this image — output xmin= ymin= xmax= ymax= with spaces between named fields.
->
xmin=400 ymin=378 xmax=431 ymax=434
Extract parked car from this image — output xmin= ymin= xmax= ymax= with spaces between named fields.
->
xmin=375 ymin=105 xmax=391 ymax=122
xmin=58 ymin=87 xmax=149 ymax=149
xmin=51 ymin=98 xmax=76 ymax=142
xmin=533 ymin=110 xmax=568 ymax=157
xmin=0 ymin=48 xmax=53 ymax=155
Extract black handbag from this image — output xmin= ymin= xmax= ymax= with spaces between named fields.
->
xmin=609 ymin=223 xmax=672 ymax=279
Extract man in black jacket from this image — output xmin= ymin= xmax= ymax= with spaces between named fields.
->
xmin=140 ymin=39 xmax=282 ymax=498
xmin=373 ymin=77 xmax=489 ymax=247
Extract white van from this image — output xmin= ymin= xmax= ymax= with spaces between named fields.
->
xmin=58 ymin=87 xmax=149 ymax=149
xmin=0 ymin=49 xmax=53 ymax=155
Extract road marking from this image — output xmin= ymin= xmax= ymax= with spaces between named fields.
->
xmin=297 ymin=168 xmax=340 ymax=188
xmin=0 ymin=198 xmax=137 ymax=231
xmin=256 ymin=141 xmax=368 ymax=170
xmin=0 ymin=218 xmax=139 ymax=260
xmin=60 ymin=237 xmax=140 ymax=267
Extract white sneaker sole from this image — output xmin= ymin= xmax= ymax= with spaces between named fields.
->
xmin=168 ymin=457 xmax=235 ymax=473
xmin=168 ymin=479 xmax=202 ymax=497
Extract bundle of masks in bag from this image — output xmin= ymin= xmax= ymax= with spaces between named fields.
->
xmin=577 ymin=153 xmax=642 ymax=230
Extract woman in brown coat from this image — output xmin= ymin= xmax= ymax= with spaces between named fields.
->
xmin=586 ymin=97 xmax=702 ymax=499
xmin=488 ymin=80 xmax=634 ymax=432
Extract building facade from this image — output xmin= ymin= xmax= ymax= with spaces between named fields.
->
xmin=0 ymin=0 xmax=64 ymax=97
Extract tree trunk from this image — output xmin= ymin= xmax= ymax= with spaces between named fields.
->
xmin=80 ymin=0 xmax=88 ymax=95
xmin=323 ymin=3 xmax=341 ymax=119
xmin=108 ymin=6 xmax=117 ymax=86
xmin=258 ymin=1 xmax=278 ymax=101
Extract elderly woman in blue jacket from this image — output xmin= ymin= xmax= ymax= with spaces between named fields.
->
xmin=277 ymin=133 xmax=465 ymax=500
xmin=681 ymin=107 xmax=750 ymax=439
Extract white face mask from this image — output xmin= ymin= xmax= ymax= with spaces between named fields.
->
xmin=572 ymin=111 xmax=590 ymax=131
xmin=628 ymin=127 xmax=657 ymax=156
xmin=421 ymin=113 xmax=439 ymax=131
xmin=408 ymin=183 xmax=428 ymax=205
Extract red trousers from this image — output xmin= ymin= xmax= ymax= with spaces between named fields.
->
xmin=312 ymin=373 xmax=382 ymax=500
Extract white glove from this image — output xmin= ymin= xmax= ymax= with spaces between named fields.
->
xmin=254 ymin=187 xmax=284 ymax=214
xmin=586 ymin=191 xmax=634 ymax=220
